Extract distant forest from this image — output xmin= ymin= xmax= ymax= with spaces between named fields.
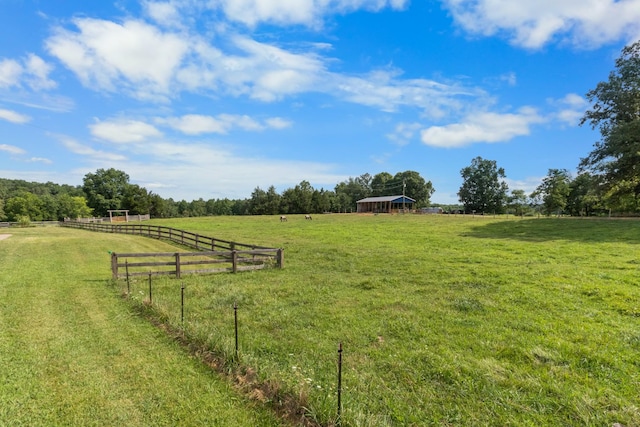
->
xmin=0 ymin=168 xmax=439 ymax=222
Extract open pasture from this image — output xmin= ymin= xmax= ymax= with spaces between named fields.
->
xmin=135 ymin=214 xmax=640 ymax=426
xmin=1 ymin=214 xmax=639 ymax=426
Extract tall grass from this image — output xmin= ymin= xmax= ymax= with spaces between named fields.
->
xmin=129 ymin=214 xmax=640 ymax=426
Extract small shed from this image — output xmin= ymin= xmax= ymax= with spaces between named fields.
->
xmin=356 ymin=195 xmax=416 ymax=213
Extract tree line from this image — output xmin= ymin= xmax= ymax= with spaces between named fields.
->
xmin=0 ymin=169 xmax=434 ymax=222
xmin=457 ymin=157 xmax=607 ymax=216
xmin=457 ymin=41 xmax=640 ymax=217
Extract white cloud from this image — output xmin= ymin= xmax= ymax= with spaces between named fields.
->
xmin=0 ymin=144 xmax=26 ymax=155
xmin=442 ymin=0 xmax=640 ymax=49
xmin=0 ymin=55 xmax=56 ymax=90
xmin=24 ymin=54 xmax=57 ymax=90
xmin=56 ymin=134 xmax=128 ymax=161
xmin=207 ymin=0 xmax=409 ymax=27
xmin=420 ymin=107 xmax=546 ymax=147
xmin=334 ymin=69 xmax=484 ymax=116
xmin=159 ymin=114 xmax=229 ymax=135
xmin=265 ymin=117 xmax=292 ymax=129
xmin=0 ymin=59 xmax=22 ymax=88
xmin=90 ymin=119 xmax=163 ymax=143
xmin=127 ymin=140 xmax=348 ymax=200
xmin=505 ymin=176 xmax=545 ymax=195
xmin=551 ymin=93 xmax=588 ymax=125
xmin=144 ymin=1 xmax=183 ymax=27
xmin=157 ymin=113 xmax=289 ymax=135
xmin=46 ymin=18 xmax=189 ymax=99
xmin=27 ymin=157 xmax=53 ymax=164
xmin=0 ymin=109 xmax=31 ymax=124
xmin=45 ymin=17 xmax=485 ymax=115
xmin=386 ymin=122 xmax=421 ymax=145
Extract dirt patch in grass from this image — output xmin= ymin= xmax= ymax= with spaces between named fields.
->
xmin=0 ymin=234 xmax=11 ymax=240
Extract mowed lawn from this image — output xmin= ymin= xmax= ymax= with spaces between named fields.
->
xmin=0 ymin=227 xmax=285 ymax=427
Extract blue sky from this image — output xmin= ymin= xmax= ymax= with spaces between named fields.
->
xmin=1 ymin=0 xmax=639 ymax=204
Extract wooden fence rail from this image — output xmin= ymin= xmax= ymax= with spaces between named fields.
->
xmin=60 ymin=221 xmax=284 ymax=278
xmin=111 ymin=249 xmax=283 ymax=279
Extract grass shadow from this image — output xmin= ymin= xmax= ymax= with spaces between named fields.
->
xmin=464 ymin=217 xmax=640 ymax=244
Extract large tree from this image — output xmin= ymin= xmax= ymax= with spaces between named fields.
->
xmin=566 ymin=172 xmax=603 ymax=216
xmin=82 ymin=168 xmax=130 ymax=217
xmin=580 ymin=41 xmax=640 ymax=211
xmin=393 ymin=170 xmax=435 ymax=207
xmin=334 ymin=173 xmax=372 ymax=212
xmin=531 ymin=169 xmax=571 ymax=216
xmin=458 ymin=157 xmax=509 ymax=213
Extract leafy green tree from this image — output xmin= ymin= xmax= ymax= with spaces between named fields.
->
xmin=58 ymin=194 xmax=93 ymax=219
xmin=39 ymin=194 xmax=59 ymax=220
xmin=531 ymin=169 xmax=571 ymax=216
xmin=5 ymin=192 xmax=44 ymax=221
xmin=122 ymin=184 xmax=152 ymax=215
xmin=281 ymin=180 xmax=314 ymax=214
xmin=311 ymin=188 xmax=333 ymax=213
xmin=0 ymin=198 xmax=5 ymax=221
xmin=249 ymin=187 xmax=269 ymax=215
xmin=334 ymin=173 xmax=372 ymax=212
xmin=371 ymin=172 xmax=395 ymax=196
xmin=566 ymin=173 xmax=603 ymax=216
xmin=507 ymin=189 xmax=529 ymax=216
xmin=82 ymin=168 xmax=130 ymax=217
xmin=458 ymin=157 xmax=509 ymax=214
xmin=393 ymin=170 xmax=435 ymax=207
xmin=188 ymin=198 xmax=206 ymax=217
xmin=231 ymin=199 xmax=249 ymax=215
xmin=580 ymin=41 xmax=640 ymax=211
xmin=206 ymin=198 xmax=234 ymax=216
xmin=265 ymin=186 xmax=282 ymax=215
xmin=176 ymin=200 xmax=190 ymax=216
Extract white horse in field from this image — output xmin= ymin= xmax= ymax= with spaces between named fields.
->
xmin=305 ymin=215 xmax=312 ymax=220
xmin=280 ymin=215 xmax=287 ymax=222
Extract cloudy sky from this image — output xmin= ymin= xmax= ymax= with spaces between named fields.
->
xmin=1 ymin=0 xmax=639 ymax=203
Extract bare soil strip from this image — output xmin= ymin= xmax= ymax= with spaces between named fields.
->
xmin=0 ymin=234 xmax=11 ymax=240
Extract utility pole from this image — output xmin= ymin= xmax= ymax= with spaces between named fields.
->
xmin=402 ymin=179 xmax=406 ymax=212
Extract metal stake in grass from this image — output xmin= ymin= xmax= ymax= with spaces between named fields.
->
xmin=337 ymin=342 xmax=343 ymax=426
xmin=125 ymin=260 xmax=130 ymax=295
xmin=148 ymin=272 xmax=152 ymax=305
xmin=181 ymin=283 xmax=185 ymax=324
xmin=234 ymin=301 xmax=239 ymax=361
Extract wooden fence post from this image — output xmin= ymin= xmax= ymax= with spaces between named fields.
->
xmin=277 ymin=248 xmax=284 ymax=269
xmin=232 ymin=250 xmax=238 ymax=273
xmin=175 ymin=253 xmax=181 ymax=279
xmin=111 ymin=252 xmax=118 ymax=279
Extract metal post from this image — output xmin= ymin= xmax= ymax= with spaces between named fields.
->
xmin=126 ymin=260 xmax=130 ymax=295
xmin=234 ymin=302 xmax=239 ymax=360
xmin=337 ymin=342 xmax=343 ymax=426
xmin=148 ymin=272 xmax=152 ymax=305
xmin=181 ymin=283 xmax=185 ymax=323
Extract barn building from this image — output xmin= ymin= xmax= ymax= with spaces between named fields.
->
xmin=356 ymin=195 xmax=416 ymax=213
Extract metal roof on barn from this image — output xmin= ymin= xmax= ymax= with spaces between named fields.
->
xmin=356 ymin=195 xmax=416 ymax=203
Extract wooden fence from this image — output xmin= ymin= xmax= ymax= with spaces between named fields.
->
xmin=60 ymin=221 xmax=283 ymax=279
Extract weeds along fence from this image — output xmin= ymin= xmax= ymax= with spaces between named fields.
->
xmin=60 ymin=221 xmax=284 ymax=279
xmin=120 ymin=274 xmax=345 ymax=426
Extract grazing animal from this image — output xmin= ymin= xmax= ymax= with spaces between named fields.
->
xmin=305 ymin=215 xmax=312 ymax=220
xmin=280 ymin=215 xmax=287 ymax=222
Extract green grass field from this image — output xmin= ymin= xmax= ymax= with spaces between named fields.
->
xmin=0 ymin=227 xmax=284 ymax=427
xmin=2 ymin=214 xmax=640 ymax=426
